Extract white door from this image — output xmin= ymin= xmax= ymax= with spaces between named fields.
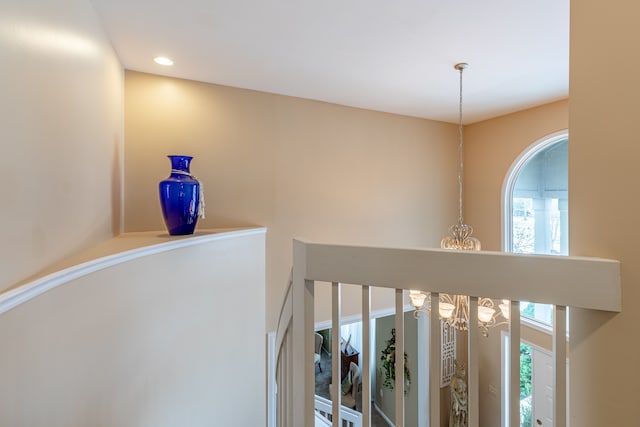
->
xmin=532 ymin=347 xmax=553 ymax=427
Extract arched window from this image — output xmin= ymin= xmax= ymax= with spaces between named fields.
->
xmin=503 ymin=131 xmax=568 ymax=326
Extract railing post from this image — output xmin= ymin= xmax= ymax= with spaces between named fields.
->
xmin=331 ymin=282 xmax=341 ymax=427
xmin=509 ymin=300 xmax=520 ymax=427
xmin=268 ymin=331 xmax=276 ymax=427
xmin=285 ymin=335 xmax=291 ymax=427
xmin=468 ymin=296 xmax=479 ymax=427
xmin=429 ymin=292 xmax=441 ymax=427
xmin=362 ymin=285 xmax=371 ymax=427
xmin=395 ymin=289 xmax=405 ymax=427
xmin=292 ymin=241 xmax=315 ymax=427
xmin=417 ymin=307 xmax=429 ymax=427
xmin=554 ymin=305 xmax=567 ymax=427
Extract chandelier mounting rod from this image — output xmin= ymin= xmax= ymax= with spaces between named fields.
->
xmin=455 ymin=62 xmax=468 ymax=226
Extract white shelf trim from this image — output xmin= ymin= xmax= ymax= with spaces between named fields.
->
xmin=0 ymin=228 xmax=266 ymax=315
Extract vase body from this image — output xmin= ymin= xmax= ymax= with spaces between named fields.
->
xmin=159 ymin=155 xmax=200 ymax=235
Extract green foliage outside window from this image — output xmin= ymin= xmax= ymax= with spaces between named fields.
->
xmin=520 ymin=343 xmax=532 ymax=398
xmin=521 ymin=303 xmax=535 ymax=320
xmin=520 ymin=343 xmax=533 ymax=427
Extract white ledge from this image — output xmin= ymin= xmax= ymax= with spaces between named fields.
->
xmin=294 ymin=239 xmax=621 ymax=312
xmin=0 ymin=227 xmax=266 ymax=316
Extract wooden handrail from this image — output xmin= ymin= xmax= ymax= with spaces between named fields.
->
xmin=275 ymin=238 xmax=621 ymax=427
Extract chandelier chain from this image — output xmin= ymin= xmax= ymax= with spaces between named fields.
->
xmin=457 ymin=64 xmax=465 ymax=226
xmin=419 ymin=62 xmax=504 ymax=334
xmin=441 ymin=63 xmax=479 ymax=251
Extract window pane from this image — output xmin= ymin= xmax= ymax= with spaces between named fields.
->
xmin=510 ymin=138 xmax=568 ymax=327
xmin=520 ymin=301 xmax=553 ymax=327
xmin=512 ymin=197 xmax=534 ymax=253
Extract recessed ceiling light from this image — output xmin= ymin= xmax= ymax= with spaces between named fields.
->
xmin=154 ymin=56 xmax=174 ymax=66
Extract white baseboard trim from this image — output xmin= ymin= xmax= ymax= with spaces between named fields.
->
xmin=314 ymin=304 xmax=414 ymax=332
xmin=373 ymin=401 xmax=395 ymax=427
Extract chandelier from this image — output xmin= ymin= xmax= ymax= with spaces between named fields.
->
xmin=410 ymin=291 xmax=510 ymax=337
xmin=410 ymin=63 xmax=508 ymax=336
xmin=441 ymin=62 xmax=480 ymax=251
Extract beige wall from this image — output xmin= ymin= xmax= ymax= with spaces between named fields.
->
xmin=569 ymin=1 xmax=640 ymax=425
xmin=0 ymin=231 xmax=265 ymax=427
xmin=124 ymin=71 xmax=458 ymax=330
xmin=463 ymin=100 xmax=568 ymax=425
xmin=0 ymin=0 xmax=124 ymax=292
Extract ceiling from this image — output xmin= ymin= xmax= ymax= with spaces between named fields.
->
xmin=91 ymin=0 xmax=569 ymax=124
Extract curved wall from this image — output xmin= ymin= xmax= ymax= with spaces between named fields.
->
xmin=0 ymin=229 xmax=266 ymax=427
xmin=0 ymin=0 xmax=124 ymax=292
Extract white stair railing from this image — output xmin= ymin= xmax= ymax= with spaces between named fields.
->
xmin=275 ymin=274 xmax=293 ymax=427
xmin=314 ymin=395 xmax=362 ymax=427
xmin=275 ymin=239 xmax=620 ymax=427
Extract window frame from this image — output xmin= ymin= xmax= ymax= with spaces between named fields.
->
xmin=501 ymin=130 xmax=568 ymax=329
xmin=501 ymin=130 xmax=569 ymax=254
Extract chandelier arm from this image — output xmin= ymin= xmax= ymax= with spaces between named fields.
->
xmin=440 ymin=293 xmax=454 ymax=305
xmin=481 ymin=315 xmax=496 ymax=328
xmin=410 ymin=291 xmax=509 ymax=336
xmin=493 ymin=320 xmax=510 ymax=328
xmin=459 ymin=295 xmax=469 ymax=330
xmin=478 ymin=297 xmax=495 ymax=308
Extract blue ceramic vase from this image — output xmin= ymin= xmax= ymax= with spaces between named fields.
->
xmin=159 ymin=155 xmax=201 ymax=235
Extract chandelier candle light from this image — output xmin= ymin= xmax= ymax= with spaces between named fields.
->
xmin=409 ymin=63 xmax=509 ymax=336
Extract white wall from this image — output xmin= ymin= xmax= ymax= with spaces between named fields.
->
xmin=0 ymin=0 xmax=124 ymax=292
xmin=0 ymin=230 xmax=266 ymax=427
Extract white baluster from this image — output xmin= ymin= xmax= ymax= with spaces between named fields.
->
xmin=430 ymin=292 xmax=441 ymax=427
xmin=554 ymin=305 xmax=567 ymax=427
xmin=332 ymin=282 xmax=341 ymax=427
xmin=395 ymin=288 xmax=405 ymax=427
xmin=468 ymin=296 xmax=479 ymax=427
xmin=509 ymin=300 xmax=521 ymax=427
xmin=362 ymin=285 xmax=371 ymax=427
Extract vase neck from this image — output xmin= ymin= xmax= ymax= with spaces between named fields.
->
xmin=168 ymin=155 xmax=192 ymax=174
